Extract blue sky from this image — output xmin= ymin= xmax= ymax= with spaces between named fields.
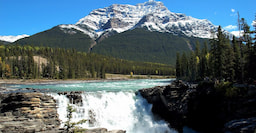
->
xmin=0 ymin=0 xmax=255 ymax=36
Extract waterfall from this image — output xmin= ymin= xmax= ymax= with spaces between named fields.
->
xmin=11 ymin=79 xmax=176 ymax=132
xmin=50 ymin=91 xmax=177 ymax=133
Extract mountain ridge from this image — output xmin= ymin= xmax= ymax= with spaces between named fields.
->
xmin=13 ymin=1 xmax=215 ymax=65
xmin=58 ymin=0 xmax=219 ymax=40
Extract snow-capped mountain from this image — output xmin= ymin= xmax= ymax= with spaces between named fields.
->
xmin=0 ymin=34 xmax=29 ymax=43
xmin=59 ymin=0 xmax=218 ymax=40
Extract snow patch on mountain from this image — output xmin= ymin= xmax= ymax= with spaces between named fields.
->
xmin=59 ymin=24 xmax=98 ymax=38
xmin=0 ymin=34 xmax=29 ymax=43
xmin=59 ymin=0 xmax=220 ymax=39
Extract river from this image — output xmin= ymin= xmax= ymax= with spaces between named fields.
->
xmin=8 ymin=79 xmax=179 ymax=133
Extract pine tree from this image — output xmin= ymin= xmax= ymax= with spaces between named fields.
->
xmin=199 ymin=42 xmax=209 ymax=79
xmin=181 ymin=52 xmax=188 ymax=78
xmin=232 ymin=36 xmax=242 ymax=81
xmin=210 ymin=26 xmax=227 ymax=79
xmin=251 ymin=14 xmax=256 ymax=79
xmin=101 ymin=63 xmax=106 ymax=79
xmin=175 ymin=53 xmax=181 ymax=79
xmin=225 ymin=43 xmax=235 ymax=81
xmin=188 ymin=51 xmax=197 ymax=81
xmin=241 ymin=18 xmax=254 ymax=80
xmin=195 ymin=41 xmax=201 ymax=57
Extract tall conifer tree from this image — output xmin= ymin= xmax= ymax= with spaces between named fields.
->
xmin=176 ymin=53 xmax=181 ymax=79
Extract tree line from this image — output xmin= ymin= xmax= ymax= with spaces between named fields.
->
xmin=0 ymin=45 xmax=175 ymax=79
xmin=176 ymin=17 xmax=256 ymax=83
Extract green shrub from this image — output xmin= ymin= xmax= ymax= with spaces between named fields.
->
xmin=64 ymin=104 xmax=87 ymax=133
xmin=215 ymin=82 xmax=233 ymax=94
xmin=225 ymin=87 xmax=248 ymax=98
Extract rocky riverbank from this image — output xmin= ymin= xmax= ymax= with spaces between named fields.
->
xmin=0 ymin=89 xmax=126 ymax=133
xmin=0 ymin=90 xmax=60 ymax=132
xmin=139 ymin=80 xmax=256 ymax=133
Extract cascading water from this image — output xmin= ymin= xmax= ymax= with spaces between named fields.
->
xmin=9 ymin=79 xmax=177 ymax=133
xmin=50 ymin=91 xmax=177 ymax=133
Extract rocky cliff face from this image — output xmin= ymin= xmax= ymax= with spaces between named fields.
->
xmin=139 ymin=80 xmax=196 ymax=132
xmin=0 ymin=91 xmax=60 ymax=133
xmin=139 ymin=80 xmax=256 ymax=133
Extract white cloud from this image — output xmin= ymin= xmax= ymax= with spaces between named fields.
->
xmin=231 ymin=31 xmax=244 ymax=37
xmin=252 ymin=20 xmax=256 ymax=26
xmin=0 ymin=34 xmax=29 ymax=43
xmin=230 ymin=9 xmax=236 ymax=17
xmin=224 ymin=25 xmax=237 ymax=31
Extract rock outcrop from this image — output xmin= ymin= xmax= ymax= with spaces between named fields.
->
xmin=0 ymin=91 xmax=60 ymax=133
xmin=139 ymin=80 xmax=256 ymax=133
xmin=139 ymin=80 xmax=195 ymax=132
xmin=224 ymin=117 xmax=256 ymax=133
xmin=58 ymin=91 xmax=83 ymax=105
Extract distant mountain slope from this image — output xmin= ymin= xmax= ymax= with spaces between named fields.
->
xmin=15 ymin=26 xmax=94 ymax=52
xmin=12 ymin=0 xmax=217 ymax=65
xmin=92 ymin=28 xmax=207 ymax=64
xmin=0 ymin=40 xmax=10 ymax=44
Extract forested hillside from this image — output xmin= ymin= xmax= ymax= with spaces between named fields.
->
xmin=15 ymin=26 xmax=94 ymax=52
xmin=0 ymin=44 xmax=174 ymax=79
xmin=92 ymin=28 xmax=208 ymax=64
xmin=13 ymin=26 xmax=208 ymax=65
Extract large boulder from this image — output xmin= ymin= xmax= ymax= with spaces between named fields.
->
xmin=58 ymin=91 xmax=83 ymax=105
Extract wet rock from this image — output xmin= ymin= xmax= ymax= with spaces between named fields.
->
xmin=139 ymin=83 xmax=196 ymax=132
xmin=58 ymin=91 xmax=83 ymax=105
xmin=83 ymin=128 xmax=126 ymax=133
xmin=139 ymin=80 xmax=256 ymax=133
xmin=224 ymin=117 xmax=256 ymax=133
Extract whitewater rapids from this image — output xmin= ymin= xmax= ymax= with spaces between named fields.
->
xmin=50 ymin=91 xmax=177 ymax=133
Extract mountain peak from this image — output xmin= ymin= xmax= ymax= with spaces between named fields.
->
xmin=60 ymin=1 xmax=219 ymax=39
xmin=139 ymin=0 xmax=164 ymax=7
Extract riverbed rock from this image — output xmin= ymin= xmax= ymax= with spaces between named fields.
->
xmin=58 ymin=91 xmax=83 ymax=105
xmin=139 ymin=83 xmax=195 ymax=132
xmin=0 ymin=92 xmax=60 ymax=133
xmin=224 ymin=117 xmax=256 ymax=133
xmin=83 ymin=128 xmax=126 ymax=133
xmin=139 ymin=80 xmax=256 ymax=133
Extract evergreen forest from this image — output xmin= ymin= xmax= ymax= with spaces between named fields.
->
xmin=176 ymin=17 xmax=256 ymax=83
xmin=0 ymin=44 xmax=175 ymax=80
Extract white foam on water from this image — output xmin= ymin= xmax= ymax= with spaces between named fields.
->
xmin=50 ymin=91 xmax=177 ymax=133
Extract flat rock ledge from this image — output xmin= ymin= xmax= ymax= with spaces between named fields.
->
xmin=0 ymin=91 xmax=60 ymax=133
